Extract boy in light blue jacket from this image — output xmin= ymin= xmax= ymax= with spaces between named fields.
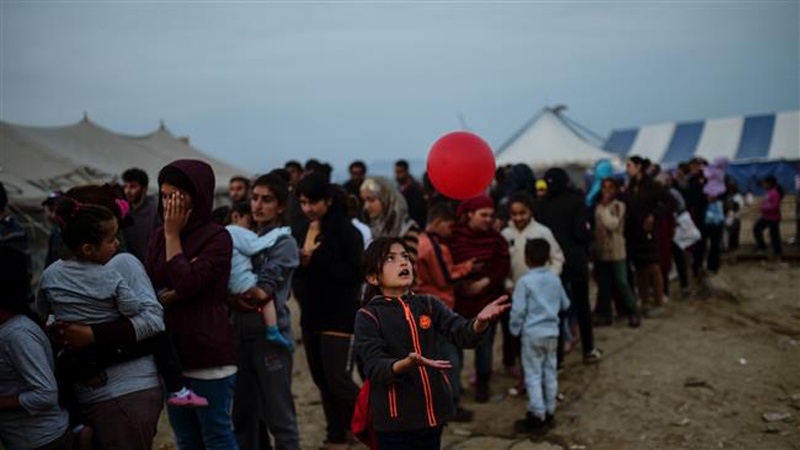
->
xmin=509 ymin=238 xmax=570 ymax=434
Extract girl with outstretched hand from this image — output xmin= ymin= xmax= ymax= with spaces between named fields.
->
xmin=353 ymin=237 xmax=509 ymax=449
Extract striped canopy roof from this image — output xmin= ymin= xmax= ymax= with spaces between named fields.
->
xmin=604 ymin=110 xmax=799 ymax=165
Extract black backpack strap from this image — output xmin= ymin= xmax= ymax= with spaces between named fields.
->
xmin=428 ymin=233 xmax=454 ymax=285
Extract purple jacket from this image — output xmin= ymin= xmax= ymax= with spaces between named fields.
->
xmin=146 ymin=160 xmax=235 ymax=370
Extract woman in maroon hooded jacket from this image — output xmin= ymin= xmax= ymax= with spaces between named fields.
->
xmin=145 ymin=160 xmax=237 ymax=450
xmin=449 ymin=195 xmax=510 ymax=403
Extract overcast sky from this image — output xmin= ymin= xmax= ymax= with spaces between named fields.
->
xmin=2 ymin=1 xmax=798 ymax=175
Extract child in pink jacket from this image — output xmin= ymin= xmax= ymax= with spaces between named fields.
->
xmin=753 ymin=175 xmax=784 ymax=257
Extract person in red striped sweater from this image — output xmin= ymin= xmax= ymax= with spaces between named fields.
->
xmin=448 ymin=195 xmax=511 ymax=402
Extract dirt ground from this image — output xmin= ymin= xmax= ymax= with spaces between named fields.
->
xmin=154 ymin=200 xmax=800 ymax=450
xmin=153 ymin=263 xmax=800 ymax=450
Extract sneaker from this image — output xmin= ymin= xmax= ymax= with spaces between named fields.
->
xmin=451 ymin=406 xmax=475 ymax=422
xmin=167 ymin=389 xmax=209 ymax=408
xmin=644 ymin=306 xmax=665 ymax=318
xmin=267 ymin=326 xmax=295 ymax=352
xmin=628 ymin=314 xmax=641 ymax=328
xmin=514 ymin=412 xmax=548 ymax=434
xmin=508 ymin=381 xmax=526 ymax=397
xmin=544 ymin=413 xmax=555 ymax=427
xmin=583 ymin=348 xmax=602 ymax=365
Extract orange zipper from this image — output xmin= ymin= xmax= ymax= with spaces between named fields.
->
xmin=388 ymin=384 xmax=398 ymax=418
xmin=397 ymin=297 xmax=437 ymax=427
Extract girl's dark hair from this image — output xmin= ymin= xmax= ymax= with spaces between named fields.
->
xmin=362 ymin=237 xmax=409 ymax=304
xmin=507 ymin=192 xmax=536 ymax=213
xmin=763 ymin=175 xmax=785 ymax=198
xmin=55 ymin=197 xmax=116 ymax=252
xmin=66 ymin=184 xmax=132 ymax=228
xmin=602 ymin=176 xmax=620 ymax=190
xmin=628 ymin=155 xmax=651 ymax=172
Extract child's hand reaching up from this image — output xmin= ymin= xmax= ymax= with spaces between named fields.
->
xmin=473 ymin=295 xmax=511 ymax=333
xmin=393 ymin=352 xmax=452 ymax=374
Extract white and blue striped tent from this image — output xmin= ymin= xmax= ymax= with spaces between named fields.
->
xmin=604 ymin=111 xmax=799 ymax=193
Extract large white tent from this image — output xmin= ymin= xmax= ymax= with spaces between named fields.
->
xmin=0 ymin=116 xmax=248 ymax=206
xmin=495 ymin=107 xmax=618 ymax=168
xmin=604 ymin=110 xmax=799 ymax=193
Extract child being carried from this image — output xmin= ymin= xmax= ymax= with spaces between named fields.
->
xmin=226 ymin=201 xmax=293 ymax=350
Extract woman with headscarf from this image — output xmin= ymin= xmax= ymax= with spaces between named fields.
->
xmin=585 ymin=159 xmax=615 ymax=209
xmin=360 ymin=176 xmax=421 ymax=259
xmin=449 ymin=195 xmax=510 ymax=402
xmin=146 ymin=160 xmax=238 ymax=449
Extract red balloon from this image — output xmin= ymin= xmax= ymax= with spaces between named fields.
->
xmin=427 ymin=131 xmax=495 ymax=200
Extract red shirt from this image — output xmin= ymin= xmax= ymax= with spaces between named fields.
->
xmin=415 ymin=232 xmax=472 ymax=309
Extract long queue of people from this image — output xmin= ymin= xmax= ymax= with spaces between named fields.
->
xmin=0 ymin=154 xmax=791 ymax=450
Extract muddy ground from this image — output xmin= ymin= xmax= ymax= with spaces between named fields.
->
xmin=154 ymin=200 xmax=800 ymax=450
xmin=152 ymin=260 xmax=799 ymax=450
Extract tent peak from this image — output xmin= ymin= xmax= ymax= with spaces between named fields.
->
xmin=550 ymin=104 xmax=568 ymax=116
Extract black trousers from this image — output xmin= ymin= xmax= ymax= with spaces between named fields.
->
xmin=233 ymin=338 xmax=300 ymax=450
xmin=693 ymin=224 xmax=724 ymax=274
xmin=500 ymin=308 xmax=521 ymax=368
xmin=754 ymin=218 xmax=783 ymax=256
xmin=303 ymin=331 xmax=360 ymax=444
xmin=557 ymin=273 xmax=595 ymax=364
xmin=664 ymin=241 xmax=689 ymax=296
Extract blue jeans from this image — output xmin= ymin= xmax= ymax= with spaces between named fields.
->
xmin=436 ymin=338 xmax=461 ymax=406
xmin=168 ymin=374 xmax=239 ymax=450
xmin=376 ymin=426 xmax=443 ymax=450
xmin=521 ymin=336 xmax=558 ymax=419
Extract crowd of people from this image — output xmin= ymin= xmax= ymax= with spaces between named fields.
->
xmin=0 ymin=154 xmax=794 ymax=450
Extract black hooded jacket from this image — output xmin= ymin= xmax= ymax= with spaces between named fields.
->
xmin=292 ymin=198 xmax=364 ymax=333
xmin=536 ymin=168 xmax=591 ymax=278
xmin=354 ymin=293 xmax=485 ymax=432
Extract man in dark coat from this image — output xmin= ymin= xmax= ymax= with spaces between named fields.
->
xmin=536 ymin=168 xmax=601 ymax=365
